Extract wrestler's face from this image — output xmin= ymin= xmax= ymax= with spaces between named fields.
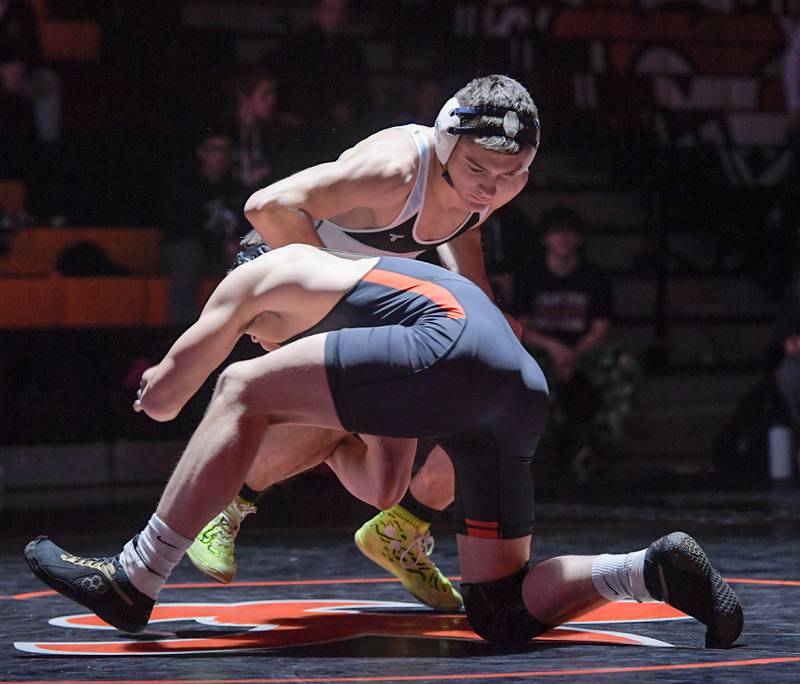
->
xmin=446 ymin=138 xmax=536 ymax=211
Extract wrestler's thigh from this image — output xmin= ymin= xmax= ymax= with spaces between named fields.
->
xmin=246 ymin=424 xmax=350 ymax=487
xmin=256 ymin=424 xmax=351 ymax=461
xmin=222 ymin=333 xmax=343 ymax=430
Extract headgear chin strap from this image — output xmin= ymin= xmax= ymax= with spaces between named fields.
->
xmin=433 ymin=97 xmax=540 ymax=166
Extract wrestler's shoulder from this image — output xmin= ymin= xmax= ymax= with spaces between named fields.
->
xmin=341 ymin=126 xmax=426 ymax=180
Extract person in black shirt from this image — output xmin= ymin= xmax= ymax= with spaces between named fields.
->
xmin=227 ymin=68 xmax=303 ymax=193
xmin=159 ymin=127 xmax=247 ymax=325
xmin=514 ymin=207 xmax=639 ymax=481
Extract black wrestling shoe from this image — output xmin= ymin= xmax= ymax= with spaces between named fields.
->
xmin=24 ymin=536 xmax=154 ymax=633
xmin=644 ymin=531 xmax=743 ymax=649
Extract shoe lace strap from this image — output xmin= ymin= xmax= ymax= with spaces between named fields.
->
xmin=216 ymin=502 xmax=256 ymax=544
xmin=399 ymin=530 xmax=434 ymax=570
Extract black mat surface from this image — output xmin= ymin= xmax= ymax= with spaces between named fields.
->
xmin=2 ymin=489 xmax=799 ymax=683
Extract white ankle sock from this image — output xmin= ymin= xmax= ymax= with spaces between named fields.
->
xmin=591 ymin=549 xmax=655 ymax=603
xmin=120 ymin=514 xmax=193 ymax=600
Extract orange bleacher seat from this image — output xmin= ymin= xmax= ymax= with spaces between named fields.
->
xmin=0 ymin=277 xmax=61 ymax=328
xmin=29 ymin=0 xmax=101 ymax=62
xmin=0 ymin=227 xmax=161 ymax=276
xmin=146 ymin=277 xmax=170 ymax=327
xmin=61 ymin=277 xmax=151 ymax=327
xmin=38 ymin=21 xmax=101 ymax=61
xmin=0 ymin=181 xmax=26 ymax=211
xmin=0 ymin=275 xmax=173 ymax=329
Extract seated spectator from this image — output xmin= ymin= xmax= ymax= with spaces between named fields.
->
xmin=0 ymin=0 xmax=61 ymax=146
xmin=514 ymin=207 xmax=640 ymax=482
xmin=0 ymin=0 xmax=39 ymax=178
xmin=227 ymin=68 xmax=302 ymax=192
xmin=713 ymin=270 xmax=798 ymax=484
xmin=774 ymin=270 xmax=800 ymax=440
xmin=159 ymin=127 xmax=247 ymax=325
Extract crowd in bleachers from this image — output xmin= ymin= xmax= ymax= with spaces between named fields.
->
xmin=3 ymin=0 xmax=800 ymax=481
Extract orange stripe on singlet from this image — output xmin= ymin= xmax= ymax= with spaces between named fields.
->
xmin=465 ymin=518 xmax=500 ymax=529
xmin=362 ymin=269 xmax=466 ymax=319
xmin=465 ymin=518 xmax=501 ymax=539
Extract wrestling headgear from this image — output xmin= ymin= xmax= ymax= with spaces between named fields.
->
xmin=231 ymin=241 xmax=270 ymax=269
xmin=433 ymin=97 xmax=540 ymax=166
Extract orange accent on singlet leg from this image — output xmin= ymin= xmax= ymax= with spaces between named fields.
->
xmin=362 ymin=269 xmax=466 ymax=319
xmin=464 ymin=518 xmax=500 ymax=529
xmin=465 ymin=518 xmax=501 ymax=539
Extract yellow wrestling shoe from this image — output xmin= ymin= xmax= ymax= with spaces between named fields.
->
xmin=354 ymin=505 xmax=463 ymax=611
xmin=186 ymin=496 xmax=256 ymax=583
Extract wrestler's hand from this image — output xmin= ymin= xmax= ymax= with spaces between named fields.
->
xmin=133 ymin=365 xmax=157 ymax=413
xmin=503 ymin=312 xmax=523 ymax=340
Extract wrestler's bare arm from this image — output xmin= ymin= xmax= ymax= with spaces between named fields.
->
xmin=437 ymin=225 xmax=524 ymax=338
xmin=436 ymin=227 xmax=496 ymax=300
xmin=134 ymin=253 xmax=305 ymax=422
xmin=243 ymin=128 xmax=417 ymax=247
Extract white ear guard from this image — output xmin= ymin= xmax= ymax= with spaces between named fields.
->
xmin=433 ymin=97 xmax=540 ymax=166
xmin=433 ymin=97 xmax=462 ymax=165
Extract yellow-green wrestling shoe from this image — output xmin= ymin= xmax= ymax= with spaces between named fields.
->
xmin=186 ymin=496 xmax=257 ymax=583
xmin=354 ymin=505 xmax=463 ymax=611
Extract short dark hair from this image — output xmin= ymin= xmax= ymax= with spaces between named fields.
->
xmin=453 ymin=74 xmax=539 ymax=155
xmin=540 ymin=207 xmax=586 ymax=234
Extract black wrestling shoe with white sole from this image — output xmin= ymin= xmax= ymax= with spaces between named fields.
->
xmin=644 ymin=531 xmax=743 ymax=649
xmin=24 ymin=536 xmax=154 ymax=634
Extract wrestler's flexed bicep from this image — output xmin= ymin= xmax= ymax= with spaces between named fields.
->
xmin=243 ymin=129 xmax=416 ymax=246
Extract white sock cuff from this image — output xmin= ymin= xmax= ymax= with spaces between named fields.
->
xmin=120 ymin=537 xmax=163 ymax=600
xmin=592 ymin=549 xmax=656 ymax=603
xmin=591 ymin=553 xmax=627 ymax=601
xmin=627 ymin=548 xmax=655 ymax=602
xmin=148 ymin=514 xmax=193 ymax=558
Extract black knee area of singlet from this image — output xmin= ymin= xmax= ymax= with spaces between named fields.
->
xmin=461 ymin=564 xmax=553 ymax=644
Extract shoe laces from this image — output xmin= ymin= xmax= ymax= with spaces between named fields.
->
xmin=60 ymin=553 xmax=117 ymax=577
xmin=398 ymin=530 xmax=434 ymax=570
xmin=215 ymin=501 xmax=256 ymax=548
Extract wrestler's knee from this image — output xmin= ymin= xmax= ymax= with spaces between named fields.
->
xmin=461 ymin=565 xmax=553 ymax=644
xmin=367 ymin=488 xmax=400 ymax=511
xmin=368 ymin=437 xmax=414 ymax=509
xmin=213 ymin=362 xmax=254 ymax=410
xmin=365 ymin=454 xmax=410 ymax=509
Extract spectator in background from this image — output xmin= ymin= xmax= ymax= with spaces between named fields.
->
xmin=0 ymin=0 xmax=60 ymax=147
xmin=276 ymin=0 xmax=370 ymax=159
xmin=514 ymin=207 xmax=640 ymax=483
xmin=0 ymin=0 xmax=40 ymax=177
xmin=228 ymin=68 xmax=302 ymax=193
xmin=159 ymin=127 xmax=247 ymax=325
xmin=774 ymin=270 xmax=800 ymax=438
